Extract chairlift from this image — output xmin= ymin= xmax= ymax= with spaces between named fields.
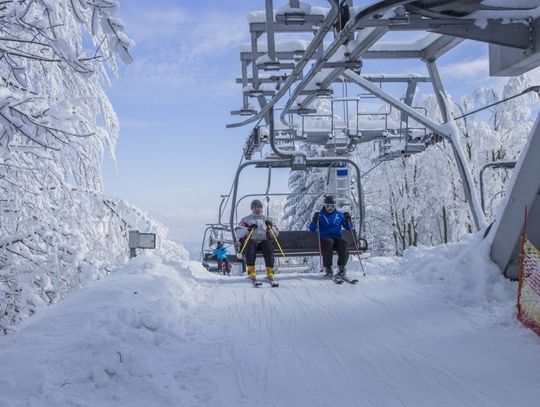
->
xmin=200 ymin=223 xmax=245 ymax=274
xmin=226 ymin=157 xmax=368 ymax=274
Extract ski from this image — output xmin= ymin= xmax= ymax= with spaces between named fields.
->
xmin=331 ymin=276 xmax=345 ymax=284
xmin=336 ymin=275 xmax=359 ymax=284
xmin=266 ymin=278 xmax=279 ymax=287
xmin=249 ymin=277 xmax=262 ymax=287
xmin=322 ymin=273 xmax=344 ymax=284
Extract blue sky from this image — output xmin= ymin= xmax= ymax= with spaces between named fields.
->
xmin=104 ymin=0 xmax=256 ymax=242
xmin=103 ymin=1 xmax=535 ymax=245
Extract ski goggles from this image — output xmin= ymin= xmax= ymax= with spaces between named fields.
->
xmin=324 ymin=203 xmax=336 ymax=209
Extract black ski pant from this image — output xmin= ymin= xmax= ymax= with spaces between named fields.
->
xmin=321 ymin=237 xmax=349 ymax=268
xmin=241 ymin=239 xmax=274 ymax=268
xmin=217 ymin=258 xmax=230 ymax=273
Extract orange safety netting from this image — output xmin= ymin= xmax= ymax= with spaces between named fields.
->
xmin=517 ymin=236 xmax=540 ymax=336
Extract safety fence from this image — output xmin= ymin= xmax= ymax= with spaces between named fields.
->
xmin=518 ymin=235 xmax=540 ymax=336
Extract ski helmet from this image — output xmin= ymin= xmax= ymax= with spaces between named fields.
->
xmin=323 ymin=195 xmax=336 ymax=205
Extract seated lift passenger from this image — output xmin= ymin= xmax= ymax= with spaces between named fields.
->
xmin=236 ymin=199 xmax=279 ymax=280
xmin=309 ymin=195 xmax=353 ymax=278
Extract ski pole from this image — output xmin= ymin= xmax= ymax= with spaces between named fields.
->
xmin=348 ymin=218 xmax=366 ymax=277
xmin=239 ymin=227 xmax=255 ymax=255
xmin=268 ymin=226 xmax=286 ymax=258
xmin=316 ymin=218 xmax=324 ymax=272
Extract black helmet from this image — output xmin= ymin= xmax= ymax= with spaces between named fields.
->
xmin=217 ymin=241 xmax=223 ymax=246
xmin=323 ymin=195 xmax=336 ymax=205
xmin=250 ymin=199 xmax=263 ymax=209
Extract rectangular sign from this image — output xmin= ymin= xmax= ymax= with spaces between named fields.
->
xmin=128 ymin=231 xmax=156 ymax=249
xmin=138 ymin=233 xmax=156 ymax=249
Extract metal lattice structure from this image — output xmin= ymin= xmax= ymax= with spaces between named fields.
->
xmin=220 ymin=0 xmax=540 ymax=272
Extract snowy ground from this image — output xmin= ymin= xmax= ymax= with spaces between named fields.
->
xmin=1 ymin=234 xmax=539 ymax=407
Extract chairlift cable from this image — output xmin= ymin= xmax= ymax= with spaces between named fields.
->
xmin=453 ymin=86 xmax=540 ymax=121
xmin=362 ymin=161 xmax=383 ymax=179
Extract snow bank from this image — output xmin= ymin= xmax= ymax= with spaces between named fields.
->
xmin=0 ymin=256 xmax=206 ymax=407
xmin=364 ymin=232 xmax=517 ymax=323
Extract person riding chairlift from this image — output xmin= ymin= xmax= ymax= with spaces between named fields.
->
xmin=213 ymin=241 xmax=230 ymax=275
xmin=236 ymin=199 xmax=279 ymax=280
xmin=309 ymin=195 xmax=353 ymax=278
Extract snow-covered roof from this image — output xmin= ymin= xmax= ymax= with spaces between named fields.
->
xmin=240 ymin=40 xmax=311 ymax=54
xmin=369 ymin=33 xmax=445 ymax=52
xmin=246 ymin=6 xmax=329 ymax=23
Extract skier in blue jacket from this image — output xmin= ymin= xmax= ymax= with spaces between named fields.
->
xmin=308 ymin=195 xmax=353 ymax=278
xmin=213 ymin=241 xmax=230 ymax=275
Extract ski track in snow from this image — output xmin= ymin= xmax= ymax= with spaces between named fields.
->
xmin=0 ymin=254 xmax=539 ymax=407
xmin=181 ymin=266 xmax=540 ymax=407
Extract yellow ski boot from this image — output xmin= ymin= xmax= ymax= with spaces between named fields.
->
xmin=266 ymin=267 xmax=279 ymax=287
xmin=247 ymin=266 xmax=261 ymax=287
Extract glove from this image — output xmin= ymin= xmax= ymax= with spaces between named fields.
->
xmin=344 ymin=212 xmax=352 ymax=222
xmin=265 ymin=220 xmax=273 ymax=228
xmin=247 ymin=224 xmax=258 ymax=232
xmin=312 ymin=212 xmax=320 ymax=222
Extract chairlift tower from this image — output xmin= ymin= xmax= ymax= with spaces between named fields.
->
xmin=222 ymin=0 xmax=540 ymax=278
xmin=325 ymin=162 xmax=352 ymax=213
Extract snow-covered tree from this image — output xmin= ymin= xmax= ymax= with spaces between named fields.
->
xmin=357 ymin=75 xmax=537 ymax=256
xmin=283 ymin=144 xmax=326 ymax=230
xmin=0 ymin=1 xmax=186 ymax=333
xmin=284 ymin=98 xmax=336 ymax=231
xmin=454 ymin=75 xmax=537 ymax=222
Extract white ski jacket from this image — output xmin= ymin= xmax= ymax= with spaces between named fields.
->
xmin=236 ymin=213 xmax=279 ymax=242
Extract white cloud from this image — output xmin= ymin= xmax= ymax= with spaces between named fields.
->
xmin=440 ymin=57 xmax=489 ymax=79
xmin=188 ymin=11 xmax=247 ymax=58
xmin=116 ymin=8 xmax=248 ymax=100
xmin=148 ymin=206 xmax=219 ymax=243
xmin=118 ymin=117 xmax=171 ymax=129
xmin=146 ymin=9 xmax=188 ymax=25
xmin=123 ymin=7 xmax=188 ymax=41
xmin=157 ymin=206 xmax=218 ymax=222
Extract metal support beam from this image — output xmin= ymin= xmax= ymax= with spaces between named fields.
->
xmin=422 ymin=35 xmax=464 ymax=60
xmin=250 ymin=31 xmax=260 ymax=89
xmin=425 ymin=59 xmax=448 ymax=122
xmin=281 ymin=14 xmax=391 ymax=126
xmin=343 ymin=68 xmax=486 ymax=231
xmin=401 ymin=78 xmax=418 ymax=126
xmin=227 ymin=2 xmax=340 ymax=129
xmin=265 ymin=0 xmax=277 ymax=62
xmin=358 ymin=15 xmax=531 ymax=49
xmin=425 ymin=22 xmax=530 ymax=50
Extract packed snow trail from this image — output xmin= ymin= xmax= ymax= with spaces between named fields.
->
xmin=1 ymin=236 xmax=540 ymax=407
xmin=187 ymin=268 xmax=536 ymax=407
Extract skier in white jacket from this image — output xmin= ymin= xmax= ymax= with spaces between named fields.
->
xmin=236 ymin=199 xmax=279 ymax=280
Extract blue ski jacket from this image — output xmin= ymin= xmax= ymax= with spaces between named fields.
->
xmin=308 ymin=207 xmax=352 ymax=239
xmin=213 ymin=246 xmax=228 ymax=261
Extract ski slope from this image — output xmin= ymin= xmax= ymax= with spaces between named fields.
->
xmin=1 ymin=235 xmax=539 ymax=407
